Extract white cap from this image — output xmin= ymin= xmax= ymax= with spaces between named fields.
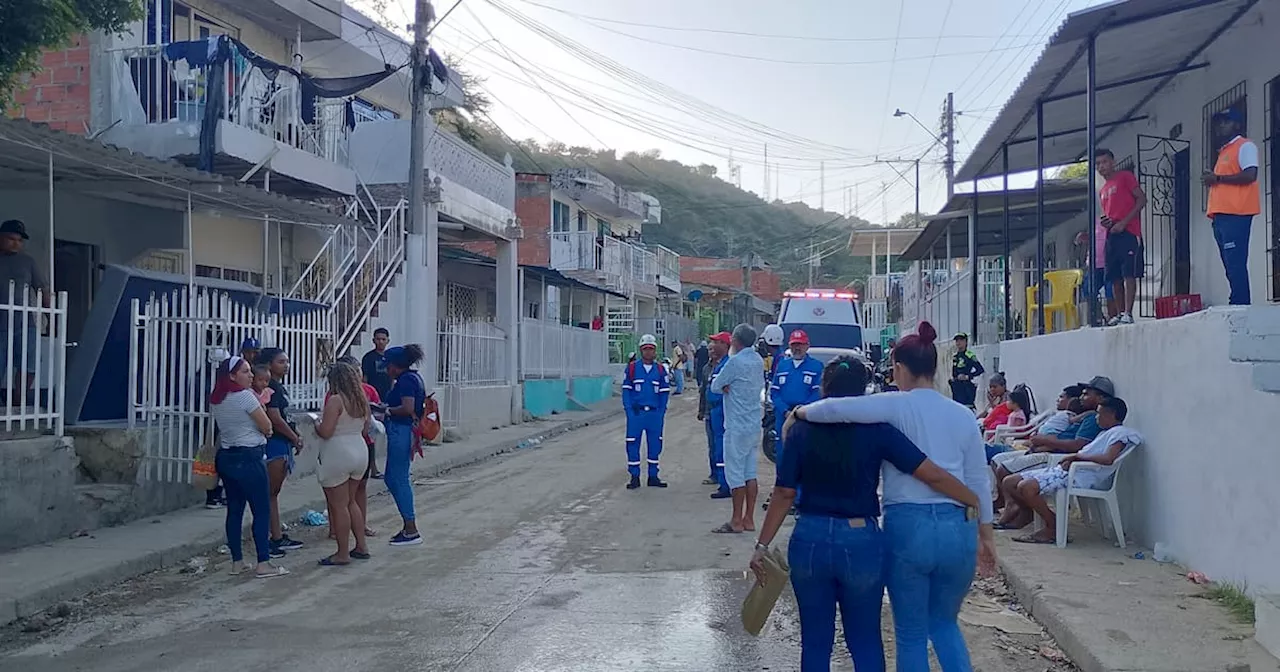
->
xmin=639 ymin=334 xmax=658 ymax=348
xmin=762 ymin=324 xmax=784 ymax=346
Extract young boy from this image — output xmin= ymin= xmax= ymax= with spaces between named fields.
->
xmin=1000 ymin=397 xmax=1142 ymax=543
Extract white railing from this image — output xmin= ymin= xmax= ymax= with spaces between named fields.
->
xmin=601 ymin=236 xmax=634 ymax=294
xmin=862 ymin=301 xmax=888 ymax=346
xmin=654 ymin=244 xmax=681 ymax=291
xmin=518 ymin=319 xmax=609 ymax=379
xmin=438 ymin=319 xmax=508 ymax=387
xmin=630 ymin=245 xmax=657 ymax=287
xmin=550 ymin=230 xmax=597 ymax=272
xmin=1 ymin=285 xmax=68 ymax=436
xmin=128 ymin=287 xmax=331 ymax=482
xmin=911 ymin=270 xmax=972 ymax=347
xmin=108 ymin=43 xmax=350 ymax=165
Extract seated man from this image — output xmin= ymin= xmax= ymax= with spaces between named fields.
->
xmin=1001 ymin=396 xmax=1142 ymax=544
xmin=991 ymin=379 xmax=1113 ymax=513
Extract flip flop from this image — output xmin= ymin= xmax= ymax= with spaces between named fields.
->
xmin=318 ymin=556 xmax=351 ymax=566
xmin=1012 ymin=534 xmax=1056 ymax=545
xmin=254 ymin=564 xmax=290 ymax=579
xmin=993 ymin=522 xmax=1026 ymax=530
xmin=350 ymin=550 xmax=371 ymax=560
xmin=711 ymin=523 xmax=743 ymax=534
xmin=701 ymin=477 xmax=717 ymax=486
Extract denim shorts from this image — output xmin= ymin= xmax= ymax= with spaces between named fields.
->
xmin=265 ymin=436 xmax=294 ymax=473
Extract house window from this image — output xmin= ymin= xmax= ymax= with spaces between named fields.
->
xmin=576 ymin=210 xmax=588 ymax=232
xmin=596 ymin=217 xmax=611 ymax=237
xmin=195 ymin=264 xmax=265 ymax=287
xmin=1203 ymin=81 xmax=1248 ymax=173
xmin=552 ymin=201 xmax=572 ymax=233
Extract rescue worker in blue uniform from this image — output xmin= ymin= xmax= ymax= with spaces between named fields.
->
xmin=704 ymin=331 xmax=732 ymax=499
xmin=770 ymin=329 xmax=822 ymax=505
xmin=622 ymin=334 xmax=670 ymax=490
xmin=949 ymin=332 xmax=984 ymax=409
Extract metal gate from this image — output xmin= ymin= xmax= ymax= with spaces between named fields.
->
xmin=129 ymin=287 xmax=332 ymax=483
xmin=1137 ymin=135 xmax=1192 ymax=318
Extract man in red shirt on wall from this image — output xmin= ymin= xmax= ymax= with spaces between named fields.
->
xmin=1096 ymin=148 xmax=1148 ymax=325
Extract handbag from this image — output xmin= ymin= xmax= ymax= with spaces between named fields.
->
xmin=191 ymin=422 xmax=219 ymax=491
xmin=741 ymin=547 xmax=790 ymax=636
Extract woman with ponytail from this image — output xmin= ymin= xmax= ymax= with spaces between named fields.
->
xmin=209 ymin=356 xmax=288 ymax=578
xmin=789 ymin=321 xmax=996 ymax=671
xmin=382 ymin=344 xmax=426 ymax=547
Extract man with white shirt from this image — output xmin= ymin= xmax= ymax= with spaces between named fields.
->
xmin=1202 ymin=108 xmax=1260 ymax=305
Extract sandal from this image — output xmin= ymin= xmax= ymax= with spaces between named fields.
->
xmin=1012 ymin=534 xmax=1057 ymax=545
xmin=318 ymin=556 xmax=351 ymax=566
xmin=229 ymin=561 xmax=254 ymax=576
xmin=254 ymin=564 xmax=290 ymax=579
xmin=350 ymin=550 xmax=372 ymax=560
xmin=711 ymin=523 xmax=743 ymax=534
xmin=364 ymin=528 xmax=377 ymax=537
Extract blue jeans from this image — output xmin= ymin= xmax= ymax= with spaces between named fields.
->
xmin=704 ymin=416 xmax=715 ymax=478
xmin=216 ymin=445 xmax=271 ymax=563
xmin=1212 ymin=214 xmax=1253 ymax=305
xmin=385 ymin=422 xmax=416 ymax=522
xmin=710 ymin=407 xmax=727 ymax=491
xmin=674 ymin=370 xmax=684 ymax=394
xmin=788 ymin=515 xmax=886 ymax=672
xmin=884 ymin=503 xmax=978 ymax=672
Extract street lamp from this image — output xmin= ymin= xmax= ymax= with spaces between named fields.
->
xmin=893 ymin=108 xmax=944 ymax=146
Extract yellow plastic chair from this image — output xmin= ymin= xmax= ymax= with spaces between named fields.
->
xmin=1024 ymin=269 xmax=1083 ymax=335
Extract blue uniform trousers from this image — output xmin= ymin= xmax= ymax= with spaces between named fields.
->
xmin=710 ymin=405 xmax=727 ymax=491
xmin=625 ymin=407 xmax=665 ymax=478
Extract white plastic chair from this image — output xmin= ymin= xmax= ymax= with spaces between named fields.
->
xmin=990 ymin=409 xmax=1054 ymax=445
xmin=1054 ymin=445 xmax=1138 ymax=549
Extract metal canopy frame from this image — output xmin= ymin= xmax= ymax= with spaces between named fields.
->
xmin=942 ymin=0 xmax=1258 ymax=340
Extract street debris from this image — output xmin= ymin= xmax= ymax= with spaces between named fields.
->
xmin=960 ymin=595 xmax=1042 ymax=635
xmin=1039 ymin=644 xmax=1068 ymax=662
xmin=515 ymin=437 xmax=544 ymax=450
xmin=178 ymin=557 xmax=207 ymax=575
xmin=1186 ymin=571 xmax=1210 ymax=585
xmin=1132 ymin=551 xmax=1145 ymax=560
xmin=300 ymin=510 xmax=328 ymax=526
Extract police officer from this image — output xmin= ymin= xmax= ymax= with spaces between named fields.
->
xmin=704 ymin=332 xmax=732 ymax=499
xmin=949 ymin=332 xmax=984 ymax=408
xmin=622 ymin=334 xmax=670 ymax=490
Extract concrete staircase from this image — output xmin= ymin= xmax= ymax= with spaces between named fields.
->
xmin=1226 ymin=305 xmax=1280 ymax=393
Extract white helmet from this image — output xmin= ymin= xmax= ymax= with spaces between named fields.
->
xmin=762 ymin=324 xmax=784 ymax=346
xmin=639 ymin=334 xmax=658 ymax=348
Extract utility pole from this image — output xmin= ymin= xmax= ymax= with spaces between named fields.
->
xmin=943 ymin=92 xmax=956 ymax=200
xmin=819 ymin=160 xmax=825 ymax=212
xmin=407 ymin=0 xmax=438 ymax=385
xmin=763 ymin=143 xmax=769 ymax=200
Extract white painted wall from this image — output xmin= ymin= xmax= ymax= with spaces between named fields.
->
xmin=1105 ymin=2 xmax=1275 ymax=306
xmin=998 ymin=308 xmax=1280 ymax=594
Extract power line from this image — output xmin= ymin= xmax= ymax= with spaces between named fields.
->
xmin=512 ymin=0 xmax=1049 ymax=43
xmin=872 ymin=1 xmax=907 ymax=155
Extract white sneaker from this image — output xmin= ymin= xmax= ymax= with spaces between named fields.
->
xmin=1119 ymin=313 xmax=1134 ymax=325
xmin=1106 ymin=315 xmax=1122 ymax=327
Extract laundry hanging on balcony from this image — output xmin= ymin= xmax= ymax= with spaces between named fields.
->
xmin=155 ymin=35 xmax=408 ymax=171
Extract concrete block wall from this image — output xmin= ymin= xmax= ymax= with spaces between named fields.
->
xmin=1229 ymin=306 xmax=1280 ymax=394
xmin=570 ymin=376 xmax=613 ymax=406
xmin=6 ymin=36 xmax=91 ymax=133
xmin=998 ymin=307 xmax=1280 ymax=595
xmin=0 ymin=437 xmax=81 ymax=552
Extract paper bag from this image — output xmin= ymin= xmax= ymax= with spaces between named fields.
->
xmin=742 ymin=547 xmax=789 ymax=636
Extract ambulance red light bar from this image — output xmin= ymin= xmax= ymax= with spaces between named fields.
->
xmin=783 ymin=290 xmax=859 ymax=300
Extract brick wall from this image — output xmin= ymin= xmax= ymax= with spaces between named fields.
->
xmin=466 ymin=174 xmax=551 ymax=266
xmin=6 ymin=38 xmax=92 ymax=134
xmin=679 ymin=256 xmax=783 ymax=301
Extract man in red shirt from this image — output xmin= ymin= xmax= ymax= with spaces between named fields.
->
xmin=1096 ymin=148 xmax=1148 ymax=325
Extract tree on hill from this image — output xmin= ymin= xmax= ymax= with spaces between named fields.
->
xmin=1 ymin=0 xmax=142 ymax=106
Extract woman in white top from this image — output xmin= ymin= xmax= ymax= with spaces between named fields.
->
xmin=790 ymin=321 xmax=996 ymax=671
xmin=209 ymin=356 xmax=288 ymax=579
xmin=314 ymin=361 xmax=372 ymax=566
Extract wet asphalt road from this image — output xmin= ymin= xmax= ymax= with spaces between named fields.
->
xmin=0 ymin=392 xmax=1069 ymax=672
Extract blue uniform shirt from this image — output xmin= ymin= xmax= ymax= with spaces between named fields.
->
xmin=622 ymin=360 xmax=670 ymax=412
xmin=706 ymin=357 xmax=728 ymax=409
xmin=385 ymin=370 xmax=425 ymax=424
xmin=770 ymin=355 xmax=824 ymax=411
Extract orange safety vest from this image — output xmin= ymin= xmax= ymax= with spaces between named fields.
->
xmin=1207 ymin=136 xmax=1261 ymax=217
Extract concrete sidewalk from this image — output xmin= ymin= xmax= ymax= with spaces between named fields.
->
xmin=0 ymin=403 xmax=621 ymax=626
xmin=997 ymin=526 xmax=1278 ymax=672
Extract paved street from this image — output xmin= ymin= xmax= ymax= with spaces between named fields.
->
xmin=0 ymin=393 xmax=1073 ymax=672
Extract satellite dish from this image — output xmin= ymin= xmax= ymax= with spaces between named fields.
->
xmin=687 ymin=289 xmax=703 ymax=302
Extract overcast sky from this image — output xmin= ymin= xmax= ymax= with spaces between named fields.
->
xmin=367 ymin=0 xmax=1109 ymax=223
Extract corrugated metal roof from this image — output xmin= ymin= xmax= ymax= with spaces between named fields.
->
xmin=956 ymin=0 xmax=1257 ymax=182
xmin=901 ymin=182 xmax=1091 ymax=261
xmin=0 ymin=117 xmax=352 ymax=228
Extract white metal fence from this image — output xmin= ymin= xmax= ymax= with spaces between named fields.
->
xmin=109 ymin=43 xmax=350 ymax=165
xmin=1 ymin=284 xmax=69 ymax=435
xmin=438 ymin=319 xmax=508 ymax=387
xmin=128 ymin=287 xmax=332 ymax=483
xmin=518 ymin=318 xmax=609 ymax=379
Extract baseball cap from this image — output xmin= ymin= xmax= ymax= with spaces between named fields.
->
xmin=240 ymin=337 xmax=261 ymax=350
xmin=1078 ymin=375 xmax=1116 ymax=397
xmin=0 ymin=220 xmax=29 ymax=240
xmin=709 ymin=331 xmax=731 ymax=344
xmin=953 ymin=332 xmax=968 ymax=341
xmin=788 ymin=329 xmax=809 ymax=345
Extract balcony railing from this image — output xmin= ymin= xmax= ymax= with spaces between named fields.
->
xmin=108 ymin=43 xmax=349 ymax=165
xmin=550 ymin=168 xmax=647 ymax=221
xmin=425 ymin=123 xmax=515 ymax=210
xmin=551 ymin=231 xmax=658 ymax=295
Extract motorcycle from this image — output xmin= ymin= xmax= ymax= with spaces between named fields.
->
xmin=762 ymin=395 xmax=777 ymax=464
